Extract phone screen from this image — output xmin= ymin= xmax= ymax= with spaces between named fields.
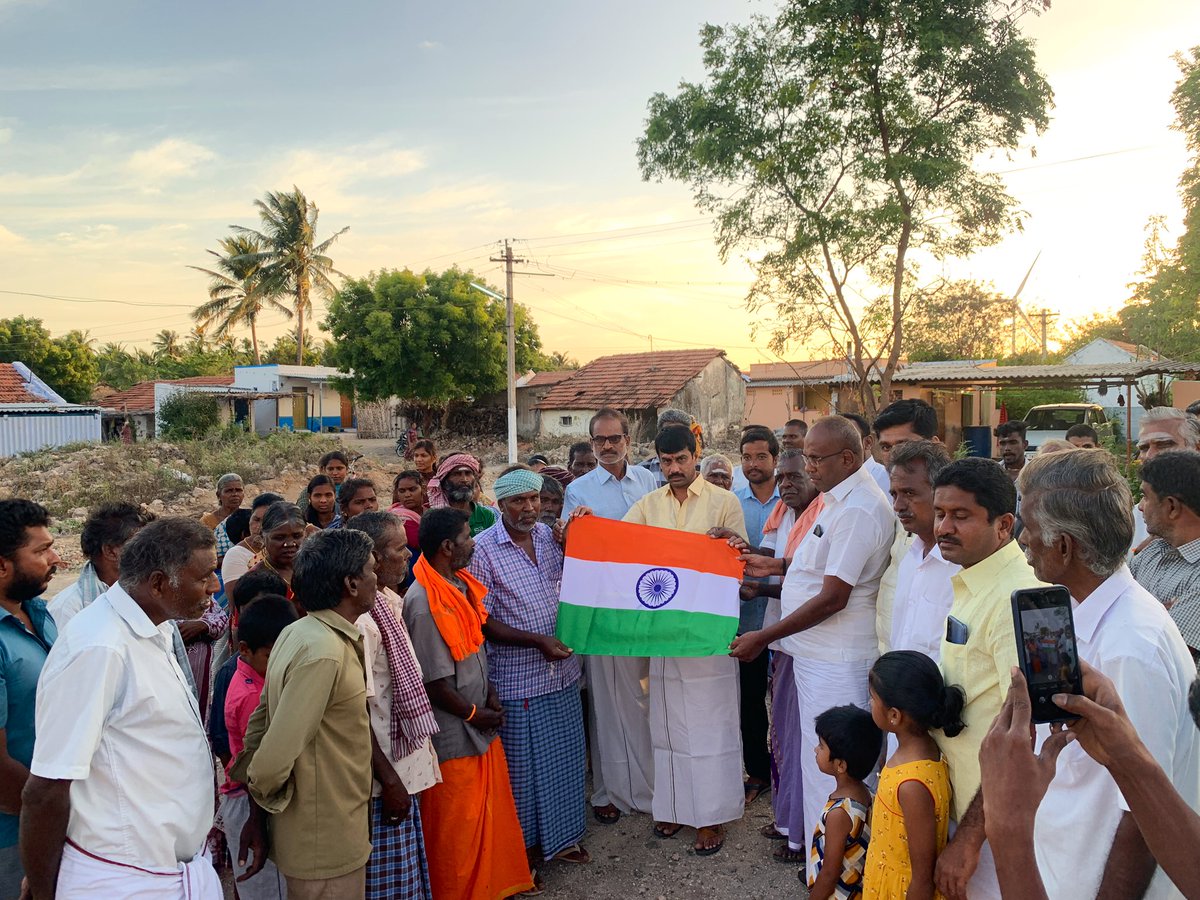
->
xmin=1011 ymin=586 xmax=1084 ymax=723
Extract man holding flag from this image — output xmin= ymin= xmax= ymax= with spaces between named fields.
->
xmin=623 ymin=424 xmax=747 ymax=856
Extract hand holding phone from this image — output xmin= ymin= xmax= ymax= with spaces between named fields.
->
xmin=1011 ymin=586 xmax=1084 ymax=723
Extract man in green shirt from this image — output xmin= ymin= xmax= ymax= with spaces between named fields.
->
xmin=233 ymin=529 xmax=378 ymax=899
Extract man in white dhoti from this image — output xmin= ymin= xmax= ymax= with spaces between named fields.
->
xmin=20 ymin=518 xmax=235 ymax=900
xmin=732 ymin=416 xmax=893 ymax=850
xmin=562 ymin=407 xmax=659 ymax=823
xmin=624 ymin=424 xmax=747 ymax=855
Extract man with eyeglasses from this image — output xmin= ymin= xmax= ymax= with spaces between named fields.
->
xmin=731 ymin=416 xmax=893 ymax=851
xmin=562 ymin=408 xmax=659 ymax=825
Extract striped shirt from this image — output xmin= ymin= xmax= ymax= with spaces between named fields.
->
xmin=1130 ymin=537 xmax=1200 ymax=652
xmin=469 ymin=521 xmax=582 ymax=702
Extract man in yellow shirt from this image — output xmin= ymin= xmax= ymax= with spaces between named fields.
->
xmin=624 ymin=424 xmax=747 ymax=857
xmin=930 ymin=458 xmax=1042 ymax=900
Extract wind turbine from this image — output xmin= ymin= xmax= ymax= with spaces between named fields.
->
xmin=1008 ymin=251 xmax=1043 ymax=357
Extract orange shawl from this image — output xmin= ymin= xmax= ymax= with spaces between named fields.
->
xmin=413 ymin=554 xmax=490 ymax=662
xmin=763 ymin=495 xmax=825 ymax=560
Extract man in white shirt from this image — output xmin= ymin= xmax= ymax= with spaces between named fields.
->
xmin=732 ymin=416 xmax=893 ymax=840
xmin=886 ymin=440 xmax=959 ymax=661
xmin=842 ymin=412 xmax=891 ymax=494
xmin=21 ymin=518 xmax=226 ymax=900
xmin=1133 ymin=407 xmax=1200 ymax=550
xmin=562 ymin=408 xmax=659 ymax=823
xmin=1018 ymin=449 xmax=1199 ymax=900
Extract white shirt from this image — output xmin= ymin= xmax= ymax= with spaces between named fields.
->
xmin=356 ymin=588 xmax=440 ymax=798
xmin=865 ymin=455 xmax=890 ymax=495
xmin=221 ymin=544 xmax=257 ymax=584
xmin=31 ymin=583 xmax=215 ymax=867
xmin=781 ymin=465 xmax=894 ymax=661
xmin=1033 ymin=566 xmax=1200 ymax=900
xmin=889 ymin=538 xmax=960 ymax=662
xmin=562 ymin=459 xmax=659 ymax=521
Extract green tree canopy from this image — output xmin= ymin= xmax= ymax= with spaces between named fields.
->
xmin=869 ymin=280 xmax=1012 ymax=362
xmin=0 ymin=317 xmax=99 ymax=403
xmin=323 ymin=267 xmax=548 ymax=412
xmin=637 ymin=0 xmax=1052 ymax=413
xmin=190 ymin=233 xmax=290 ymax=363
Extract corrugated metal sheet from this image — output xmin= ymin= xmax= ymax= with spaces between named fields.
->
xmin=0 ymin=409 xmax=102 ymax=456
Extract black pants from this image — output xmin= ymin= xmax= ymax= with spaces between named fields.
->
xmin=739 ymin=649 xmax=772 ymax=784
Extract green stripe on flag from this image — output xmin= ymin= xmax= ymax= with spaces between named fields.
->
xmin=555 ymin=602 xmax=737 ymax=657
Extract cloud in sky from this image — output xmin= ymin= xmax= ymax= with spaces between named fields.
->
xmin=127 ymin=138 xmax=216 ymax=183
xmin=418 ymin=40 xmax=441 ymax=50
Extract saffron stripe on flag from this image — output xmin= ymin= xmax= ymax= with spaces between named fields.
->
xmin=564 ymin=515 xmax=742 ymax=577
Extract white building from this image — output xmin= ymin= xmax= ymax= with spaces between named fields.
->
xmin=233 ymin=364 xmax=354 ymax=434
xmin=1064 ymin=339 xmax=1164 ymax=438
xmin=0 ymin=362 xmax=101 ymax=455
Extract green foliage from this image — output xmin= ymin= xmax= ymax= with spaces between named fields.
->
xmin=876 ymin=280 xmax=1011 ymax=362
xmin=995 ymin=387 xmax=1085 ymax=421
xmin=323 ymin=267 xmax=548 ymax=410
xmin=637 ymin=0 xmax=1052 ymax=413
xmin=0 ymin=317 xmax=99 ymax=403
xmin=157 ymin=391 xmax=222 ymax=440
xmin=190 ymin=233 xmax=291 ymax=363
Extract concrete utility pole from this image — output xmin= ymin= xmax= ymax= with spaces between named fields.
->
xmin=1033 ymin=309 xmax=1058 ymax=362
xmin=479 ymin=241 xmax=524 ymax=464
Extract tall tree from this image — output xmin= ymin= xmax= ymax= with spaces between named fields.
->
xmin=152 ymin=330 xmax=182 ymax=360
xmin=0 ymin=317 xmax=99 ymax=403
xmin=870 ymin=280 xmax=1012 ymax=362
xmin=189 ymin=234 xmax=290 ymax=363
xmin=637 ymin=0 xmax=1052 ymax=413
xmin=234 ymin=187 xmax=347 ymax=364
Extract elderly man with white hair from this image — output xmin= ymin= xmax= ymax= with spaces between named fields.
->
xmin=700 ymin=454 xmax=734 ymax=490
xmin=1015 ymin=449 xmax=1199 ymax=900
xmin=1133 ymin=408 xmax=1200 ymax=549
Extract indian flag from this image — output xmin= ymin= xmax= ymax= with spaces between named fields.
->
xmin=556 ymin=516 xmax=744 ymax=657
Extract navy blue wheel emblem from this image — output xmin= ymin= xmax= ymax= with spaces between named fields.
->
xmin=635 ymin=567 xmax=679 ymax=609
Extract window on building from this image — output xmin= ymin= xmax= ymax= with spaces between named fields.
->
xmin=560 ymin=415 xmax=573 ymax=426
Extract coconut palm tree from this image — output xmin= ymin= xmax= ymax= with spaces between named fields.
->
xmin=189 ymin=234 xmax=289 ymax=364
xmin=233 ymin=187 xmax=347 ymax=364
xmin=153 ymin=329 xmax=182 ymax=360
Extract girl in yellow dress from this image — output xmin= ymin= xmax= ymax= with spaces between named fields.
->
xmin=862 ymin=651 xmax=965 ymax=900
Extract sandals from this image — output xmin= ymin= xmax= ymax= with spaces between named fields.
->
xmin=773 ymin=844 xmax=805 ymax=863
xmin=653 ymin=821 xmax=684 ymax=839
xmin=592 ymin=803 xmax=620 ymax=825
xmin=759 ymin=822 xmax=788 ymax=840
xmin=744 ymin=779 xmax=770 ymax=805
xmin=519 ymin=869 xmax=545 ymax=896
xmin=552 ymin=844 xmax=591 ymax=864
xmin=692 ymin=825 xmax=726 ymax=857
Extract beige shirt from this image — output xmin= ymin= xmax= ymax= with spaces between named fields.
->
xmin=232 ymin=609 xmax=372 ymax=880
xmin=356 ymin=588 xmax=441 ymax=798
xmin=623 ymin=475 xmax=747 ymax=540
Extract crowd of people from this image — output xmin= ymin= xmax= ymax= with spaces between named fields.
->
xmin=1 ymin=400 xmax=1199 ymax=900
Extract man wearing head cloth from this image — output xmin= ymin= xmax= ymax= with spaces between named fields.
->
xmin=427 ymin=454 xmax=499 ymax=537
xmin=468 ymin=468 xmax=590 ymax=877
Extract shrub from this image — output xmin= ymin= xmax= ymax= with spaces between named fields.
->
xmin=158 ymin=392 xmax=222 ymax=440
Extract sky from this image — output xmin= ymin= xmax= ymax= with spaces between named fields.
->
xmin=1 ymin=0 xmax=1198 ymax=370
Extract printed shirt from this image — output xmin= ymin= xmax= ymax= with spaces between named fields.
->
xmin=469 ymin=521 xmax=581 ymax=702
xmin=780 ymin=465 xmax=895 ymax=662
xmin=222 ymin=658 xmax=265 ymax=795
xmin=934 ymin=540 xmax=1043 ymax=820
xmin=356 ymin=588 xmax=440 ymax=797
xmin=735 ymin=481 xmax=781 ymax=633
xmin=889 ymin=537 xmax=960 ymax=663
xmin=0 ymin=598 xmax=56 ymax=847
xmin=30 ymin=584 xmax=213 ymax=867
xmin=1033 ymin=567 xmax=1199 ymax=900
xmin=562 ymin=461 xmax=659 ymax=521
xmin=1129 ymin=536 xmax=1200 ymax=651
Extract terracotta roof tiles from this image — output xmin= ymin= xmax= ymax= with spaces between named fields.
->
xmin=0 ymin=364 xmax=46 ymax=404
xmin=536 ymin=348 xmax=729 ymax=410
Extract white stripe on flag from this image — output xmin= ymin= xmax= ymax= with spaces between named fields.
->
xmin=560 ymin=557 xmax=740 ymax=619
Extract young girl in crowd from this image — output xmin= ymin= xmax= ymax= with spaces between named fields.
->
xmin=808 ymin=705 xmax=882 ymax=900
xmin=862 ymin=651 xmax=964 ymax=900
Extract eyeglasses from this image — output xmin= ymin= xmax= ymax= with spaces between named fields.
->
xmin=803 ymin=450 xmax=846 ymax=466
xmin=591 ymin=434 xmax=626 ymax=446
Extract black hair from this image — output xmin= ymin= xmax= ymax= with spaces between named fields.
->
xmin=568 ymin=441 xmax=594 ymax=465
xmin=412 ymin=438 xmax=437 ymax=456
xmin=1189 ymin=677 xmax=1200 ymax=731
xmin=933 ymin=457 xmax=1017 ymax=521
xmin=1187 ymin=400 xmax=1200 ymax=419
xmin=540 ymin=475 xmax=564 ymax=498
xmin=994 ymin=420 xmax=1028 ymax=440
xmin=251 ymin=492 xmax=284 ymax=511
xmin=0 ymin=499 xmax=51 ymax=560
xmin=740 ymin=425 xmax=779 ymax=456
xmin=392 ymin=470 xmax=423 ymax=493
xmin=79 ymin=502 xmax=153 ymax=561
xmin=338 ymin=477 xmax=377 ymax=512
xmin=839 ymin=413 xmax=871 ymax=440
xmin=1065 ymin=423 xmax=1099 ymax=443
xmin=419 ymin=507 xmax=470 ymax=558
xmin=526 ymin=454 xmax=550 ymax=467
xmin=589 ymin=407 xmax=630 ymax=437
xmin=318 ymin=450 xmax=349 ymax=469
xmin=1142 ymin=451 xmax=1200 ymax=517
xmin=814 ymin=705 xmax=882 ymax=781
xmin=236 ymin=594 xmax=297 ymax=651
xmin=344 ymin=510 xmax=404 ymax=546
xmin=784 ymin=418 xmax=809 ymax=434
xmin=225 ymin=508 xmax=254 ymax=545
xmin=306 ymin=474 xmax=335 ymax=496
xmin=119 ymin=517 xmax=215 ymax=587
xmin=292 ymin=528 xmax=374 ymax=612
xmin=231 ymin=568 xmax=288 ymax=610
xmin=654 ymin=423 xmax=697 ymax=456
xmin=873 ymin=399 xmax=938 ymax=439
xmin=262 ymin=501 xmax=305 ymax=535
xmin=870 ymin=651 xmax=966 ymax=738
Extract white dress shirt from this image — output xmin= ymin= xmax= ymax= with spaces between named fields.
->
xmin=32 ymin=583 xmax=215 ymax=868
xmin=562 ymin=460 xmax=659 ymax=520
xmin=1033 ymin=566 xmax=1200 ymax=900
xmin=864 ymin=455 xmax=890 ymax=495
xmin=780 ymin=465 xmax=894 ymax=661
xmin=889 ymin=537 xmax=960 ymax=662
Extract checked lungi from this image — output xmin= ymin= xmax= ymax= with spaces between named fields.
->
xmin=499 ymin=681 xmax=587 ymax=860
xmin=366 ymin=795 xmax=431 ymax=900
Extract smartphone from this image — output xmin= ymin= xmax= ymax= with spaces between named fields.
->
xmin=1011 ymin=586 xmax=1084 ymax=723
